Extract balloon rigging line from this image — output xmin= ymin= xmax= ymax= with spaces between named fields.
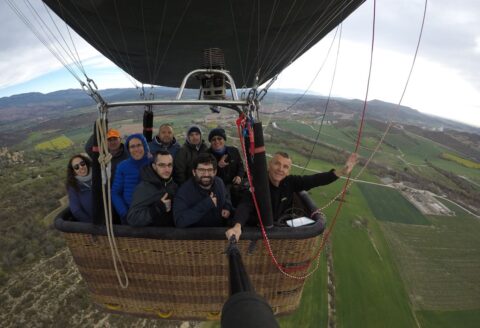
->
xmin=300 ymin=23 xmax=343 ymax=176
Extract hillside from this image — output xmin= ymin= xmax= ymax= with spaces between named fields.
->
xmin=1 ymin=89 xmax=479 ymax=327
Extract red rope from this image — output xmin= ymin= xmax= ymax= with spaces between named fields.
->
xmin=236 ymin=115 xmax=288 ymax=272
xmin=308 ymin=0 xmax=377 ymax=262
xmin=236 ymin=0 xmax=381 ymax=278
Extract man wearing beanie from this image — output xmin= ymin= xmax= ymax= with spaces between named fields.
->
xmin=207 ymin=127 xmax=245 ymax=206
xmin=174 ymin=125 xmax=208 ymax=185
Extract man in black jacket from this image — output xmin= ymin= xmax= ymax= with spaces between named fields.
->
xmin=174 ymin=153 xmax=233 ymax=228
xmin=127 ymin=150 xmax=178 ymax=226
xmin=85 ymin=128 xmax=129 ymax=224
xmin=85 ymin=128 xmax=129 ymax=181
xmin=174 ymin=125 xmax=208 ymax=185
xmin=207 ymin=128 xmax=246 ymax=206
xmin=226 ymin=151 xmax=358 ymax=240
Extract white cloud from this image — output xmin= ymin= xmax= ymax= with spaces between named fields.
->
xmin=273 ymin=39 xmax=480 ymax=127
xmin=475 ymin=37 xmax=480 ymax=53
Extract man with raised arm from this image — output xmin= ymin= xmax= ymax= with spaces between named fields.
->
xmin=226 ymin=152 xmax=358 ymax=241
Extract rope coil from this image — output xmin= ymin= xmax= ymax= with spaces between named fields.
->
xmin=95 ymin=117 xmax=129 ymax=289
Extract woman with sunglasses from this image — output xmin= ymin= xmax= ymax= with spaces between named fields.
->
xmin=66 ymin=154 xmax=93 ymax=222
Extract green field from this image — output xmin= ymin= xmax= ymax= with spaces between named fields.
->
xmin=278 ymin=253 xmax=328 ymax=328
xmin=358 ymin=184 xmax=429 ymax=225
xmin=380 ymin=199 xmax=480 ymax=319
xmin=416 ymin=309 xmax=480 ymax=328
xmin=326 ymin=184 xmax=416 ymax=327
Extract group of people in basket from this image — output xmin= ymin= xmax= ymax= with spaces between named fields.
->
xmin=66 ymin=123 xmax=357 ymax=241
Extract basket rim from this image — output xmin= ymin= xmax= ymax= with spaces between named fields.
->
xmin=55 ymin=191 xmax=325 ymax=240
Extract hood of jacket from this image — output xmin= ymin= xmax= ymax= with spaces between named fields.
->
xmin=125 ymin=133 xmax=150 ymax=160
xmin=153 ymin=136 xmax=178 ymax=148
xmin=141 ymin=163 xmax=176 ymax=186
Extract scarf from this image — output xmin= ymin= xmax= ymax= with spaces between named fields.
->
xmin=75 ymin=170 xmax=92 ymax=189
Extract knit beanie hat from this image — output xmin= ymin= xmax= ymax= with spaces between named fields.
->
xmin=187 ymin=125 xmax=202 ymax=136
xmin=208 ymin=128 xmax=227 ymax=142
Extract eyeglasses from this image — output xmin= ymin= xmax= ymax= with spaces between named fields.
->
xmin=210 ymin=137 xmax=224 ymax=142
xmin=72 ymin=161 xmax=86 ymax=170
xmin=129 ymin=143 xmax=143 ymax=149
xmin=156 ymin=163 xmax=173 ymax=168
xmin=196 ymin=168 xmax=215 ymax=174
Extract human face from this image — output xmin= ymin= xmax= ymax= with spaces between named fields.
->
xmin=210 ymin=136 xmax=225 ymax=151
xmin=107 ymin=137 xmax=121 ymax=153
xmin=188 ymin=132 xmax=201 ymax=146
xmin=128 ymin=138 xmax=145 ymax=160
xmin=152 ymin=154 xmax=173 ymax=180
xmin=268 ymin=154 xmax=292 ymax=186
xmin=193 ymin=163 xmax=216 ymax=188
xmin=71 ymin=157 xmax=88 ymax=177
xmin=158 ymin=125 xmax=174 ymax=144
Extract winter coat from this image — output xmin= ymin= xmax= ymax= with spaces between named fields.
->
xmin=127 ymin=165 xmax=178 ymax=227
xmin=208 ymin=146 xmax=245 ymax=185
xmin=112 ymin=134 xmax=151 ymax=223
xmin=67 ymin=181 xmax=93 ymax=223
xmin=148 ymin=136 xmax=181 ymax=158
xmin=174 ymin=140 xmax=208 ymax=185
xmin=84 ymin=134 xmax=128 ymax=181
xmin=173 ymin=176 xmax=233 ymax=228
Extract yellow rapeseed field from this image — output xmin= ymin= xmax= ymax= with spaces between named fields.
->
xmin=441 ymin=152 xmax=480 ymax=169
xmin=35 ymin=135 xmax=73 ymax=150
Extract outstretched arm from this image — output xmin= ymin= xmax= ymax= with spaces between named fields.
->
xmin=334 ymin=152 xmax=358 ymax=177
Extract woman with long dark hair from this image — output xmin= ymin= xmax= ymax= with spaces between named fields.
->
xmin=66 ymin=154 xmax=93 ymax=222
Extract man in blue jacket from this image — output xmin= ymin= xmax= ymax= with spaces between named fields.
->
xmin=112 ymin=133 xmax=151 ymax=223
xmin=174 ymin=153 xmax=233 ymax=228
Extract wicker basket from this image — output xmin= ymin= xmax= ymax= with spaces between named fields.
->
xmin=55 ymin=191 xmax=325 ymax=320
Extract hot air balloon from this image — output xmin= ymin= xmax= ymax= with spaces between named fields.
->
xmin=29 ymin=0 xmax=366 ymax=321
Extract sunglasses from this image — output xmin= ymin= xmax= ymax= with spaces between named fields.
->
xmin=72 ymin=161 xmax=86 ymax=170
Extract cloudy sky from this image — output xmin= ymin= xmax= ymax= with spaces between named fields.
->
xmin=1 ymin=0 xmax=479 ymax=127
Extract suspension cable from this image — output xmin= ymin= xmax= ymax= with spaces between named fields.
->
xmin=300 ymin=23 xmax=343 ymax=175
xmin=317 ymin=0 xmax=428 ymax=212
xmin=237 ymin=0 xmax=378 ymax=281
xmin=6 ymin=0 xmax=83 ymax=83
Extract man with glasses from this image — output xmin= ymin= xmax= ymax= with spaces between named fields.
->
xmin=127 ymin=150 xmax=178 ymax=226
xmin=174 ymin=153 xmax=233 ymax=228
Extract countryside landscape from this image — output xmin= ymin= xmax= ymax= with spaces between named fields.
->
xmin=1 ymin=88 xmax=479 ymax=327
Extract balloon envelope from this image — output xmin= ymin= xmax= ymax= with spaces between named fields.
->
xmin=43 ymin=0 xmax=365 ymax=88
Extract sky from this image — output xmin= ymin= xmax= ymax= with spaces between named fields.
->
xmin=0 ymin=0 xmax=479 ymax=128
